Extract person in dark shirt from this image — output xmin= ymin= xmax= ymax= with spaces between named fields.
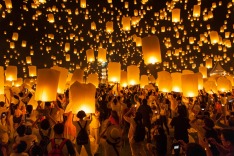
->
xmin=170 ymin=106 xmax=190 ymax=143
xmin=138 ymin=99 xmax=153 ymax=142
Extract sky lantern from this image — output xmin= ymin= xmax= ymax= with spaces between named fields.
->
xmin=157 ymin=71 xmax=172 ymax=92
xmin=98 ymin=48 xmax=106 ymax=62
xmin=70 ymin=69 xmax=84 ymax=85
xmin=91 ymin=22 xmax=96 ymax=30
xmin=10 ymin=42 xmax=15 ymax=49
xmin=0 ymin=67 xmax=4 ymax=94
xmin=199 ymin=66 xmax=207 ymax=78
xmin=142 ymin=35 xmax=162 ymax=64
xmin=14 ymin=78 xmax=23 ymax=87
xmin=5 ymin=0 xmax=12 ymax=9
xmin=172 ymin=8 xmax=180 ymax=23
xmin=182 ymin=70 xmax=194 ymax=75
xmin=193 ymin=5 xmax=201 ymax=17
xmin=65 ymin=54 xmax=70 ymax=61
xmin=182 ymin=74 xmax=198 ymax=97
xmin=35 ymin=69 xmax=60 ymax=102
xmin=65 ymin=82 xmax=96 ymax=114
xmin=108 ymin=62 xmax=121 ymax=83
xmin=28 ymin=66 xmax=37 ymax=77
xmin=87 ymin=73 xmax=99 ymax=88
xmin=205 ymin=58 xmax=212 ymax=69
xmin=47 ymin=14 xmax=55 ymax=23
xmin=122 ymin=16 xmax=131 ymax=31
xmin=171 ymin=72 xmax=182 ymax=92
xmin=226 ymin=75 xmax=234 ymax=87
xmin=209 ymin=31 xmax=219 ymax=44
xmin=127 ymin=65 xmax=139 ymax=86
xmin=65 ymin=42 xmax=70 ymax=52
xmin=86 ymin=49 xmax=95 ymax=62
xmin=120 ymin=71 xmax=127 ymax=87
xmin=106 ymin=21 xmax=113 ymax=33
xmin=217 ymin=76 xmax=232 ymax=92
xmin=195 ymin=72 xmax=203 ymax=90
xmin=135 ymin=37 xmax=142 ymax=47
xmin=12 ymin=32 xmax=18 ymax=41
xmin=80 ymin=0 xmax=86 ymax=8
xmin=26 ymin=56 xmax=31 ymax=64
xmin=140 ymin=75 xmax=148 ymax=88
xmin=51 ymin=66 xmax=69 ymax=94
xmin=5 ymin=66 xmax=17 ymax=81
xmin=204 ymin=80 xmax=218 ymax=94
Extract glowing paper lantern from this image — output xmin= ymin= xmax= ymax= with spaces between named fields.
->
xmin=47 ymin=14 xmax=55 ymax=23
xmin=140 ymin=75 xmax=148 ymax=88
xmin=12 ymin=32 xmax=18 ymax=41
xmin=86 ymin=49 xmax=95 ymax=62
xmin=122 ymin=16 xmax=131 ymax=31
xmin=182 ymin=70 xmax=194 ymax=75
xmin=14 ymin=78 xmax=23 ymax=87
xmin=157 ymin=71 xmax=172 ymax=92
xmin=226 ymin=75 xmax=234 ymax=87
xmin=108 ymin=62 xmax=121 ymax=83
xmin=171 ymin=72 xmax=182 ymax=92
xmin=51 ymin=66 xmax=69 ymax=94
xmin=210 ymin=31 xmax=219 ymax=44
xmin=193 ymin=5 xmax=201 ymax=17
xmin=135 ymin=37 xmax=142 ymax=47
xmin=5 ymin=0 xmax=12 ymax=9
xmin=127 ymin=65 xmax=139 ymax=86
xmin=199 ymin=66 xmax=207 ymax=78
xmin=65 ymin=43 xmax=70 ymax=52
xmin=28 ymin=66 xmax=37 ymax=77
xmin=26 ymin=56 xmax=31 ymax=64
xmin=149 ymin=75 xmax=156 ymax=84
xmin=172 ymin=8 xmax=180 ymax=22
xmin=87 ymin=73 xmax=99 ymax=88
xmin=206 ymin=58 xmax=212 ymax=69
xmin=106 ymin=21 xmax=114 ymax=33
xmin=182 ymin=74 xmax=198 ymax=97
xmin=65 ymin=54 xmax=70 ymax=61
xmin=217 ymin=77 xmax=232 ymax=92
xmin=80 ymin=0 xmax=86 ymax=8
xmin=0 ymin=67 xmax=4 ymax=94
xmin=142 ymin=36 xmax=162 ymax=64
xmin=5 ymin=66 xmax=17 ymax=81
xmin=70 ymin=69 xmax=84 ymax=85
xmin=195 ymin=72 xmax=203 ymax=90
xmin=120 ymin=71 xmax=128 ymax=87
xmin=35 ymin=69 xmax=60 ymax=101
xmin=204 ymin=80 xmax=218 ymax=94
xmin=65 ymin=82 xmax=96 ymax=114
xmin=98 ymin=48 xmax=106 ymax=62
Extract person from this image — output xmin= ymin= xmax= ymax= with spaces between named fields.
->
xmin=100 ymin=125 xmax=122 ymax=156
xmin=203 ymin=117 xmax=220 ymax=156
xmin=137 ymin=99 xmax=153 ymax=142
xmin=74 ymin=110 xmax=92 ymax=156
xmin=124 ymin=107 xmax=147 ymax=156
xmin=158 ymin=103 xmax=169 ymax=135
xmin=46 ymin=123 xmax=75 ymax=156
xmin=90 ymin=110 xmax=101 ymax=154
xmin=170 ymin=106 xmax=190 ymax=143
xmin=10 ymin=141 xmax=28 ymax=156
xmin=208 ymin=128 xmax=234 ymax=156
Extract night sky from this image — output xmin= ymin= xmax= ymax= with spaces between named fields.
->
xmin=0 ymin=0 xmax=233 ymax=78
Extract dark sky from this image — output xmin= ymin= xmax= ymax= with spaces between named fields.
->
xmin=0 ymin=0 xmax=233 ymax=78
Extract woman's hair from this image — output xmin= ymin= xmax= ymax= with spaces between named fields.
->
xmin=17 ymin=141 xmax=27 ymax=153
xmin=40 ymin=119 xmax=50 ymax=130
xmin=77 ymin=110 xmax=86 ymax=119
xmin=221 ymin=128 xmax=234 ymax=144
xmin=186 ymin=143 xmax=206 ymax=156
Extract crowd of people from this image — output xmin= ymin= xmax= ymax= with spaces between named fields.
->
xmin=0 ymin=83 xmax=234 ymax=156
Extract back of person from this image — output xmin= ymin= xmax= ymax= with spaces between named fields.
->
xmin=48 ymin=138 xmax=67 ymax=156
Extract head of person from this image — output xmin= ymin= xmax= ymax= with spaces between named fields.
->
xmin=77 ymin=110 xmax=86 ymax=120
xmin=40 ymin=119 xmax=50 ymax=130
xmin=177 ymin=105 xmax=187 ymax=117
xmin=25 ymin=126 xmax=33 ymax=135
xmin=29 ymin=144 xmax=43 ymax=156
xmin=15 ymin=141 xmax=27 ymax=153
xmin=53 ymin=123 xmax=64 ymax=135
xmin=16 ymin=125 xmax=26 ymax=136
xmin=185 ymin=143 xmax=206 ymax=156
xmin=204 ymin=117 xmax=215 ymax=129
xmin=221 ymin=128 xmax=234 ymax=148
xmin=142 ymin=99 xmax=147 ymax=105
